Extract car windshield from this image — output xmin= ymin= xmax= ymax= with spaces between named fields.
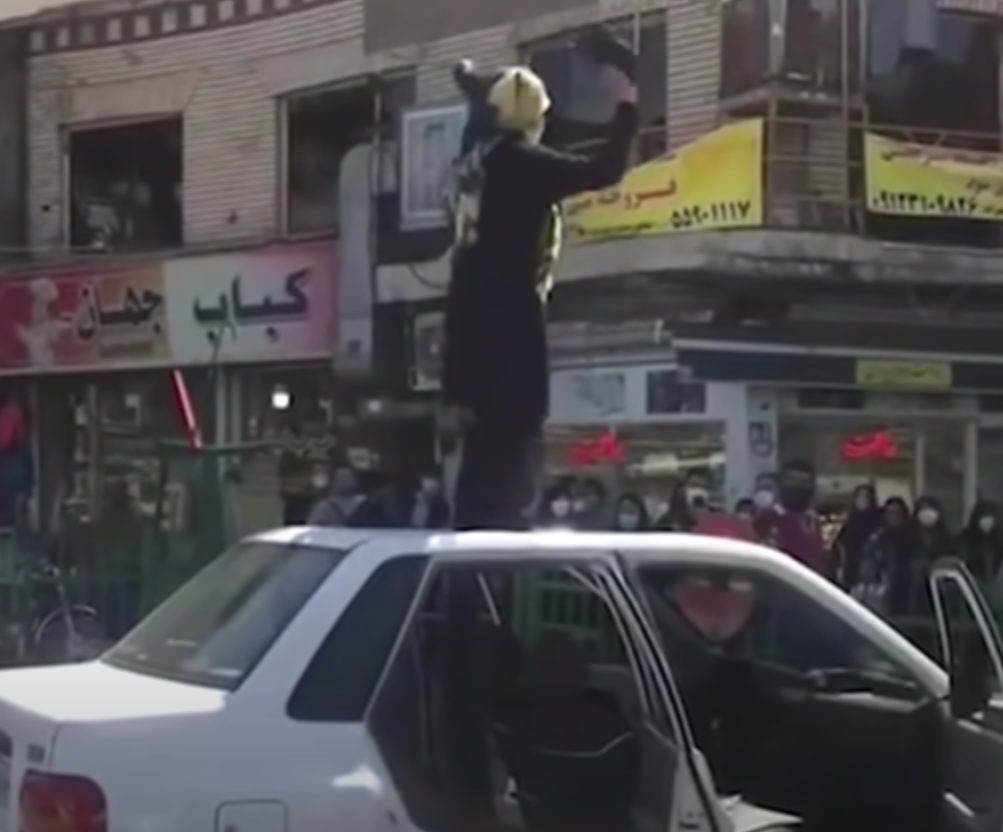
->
xmin=103 ymin=541 xmax=345 ymax=690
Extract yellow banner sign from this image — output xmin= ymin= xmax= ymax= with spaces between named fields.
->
xmin=564 ymin=119 xmax=764 ymax=242
xmin=855 ymin=359 xmax=952 ymax=390
xmin=865 ymin=132 xmax=1003 ymax=220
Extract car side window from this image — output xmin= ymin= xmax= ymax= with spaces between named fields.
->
xmin=640 ymin=563 xmax=920 ymax=692
xmin=286 ymin=554 xmax=428 ymax=722
xmin=368 ymin=559 xmax=680 ymax=832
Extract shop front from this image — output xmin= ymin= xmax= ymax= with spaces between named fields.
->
xmin=678 ymin=343 xmax=1003 ymax=527
xmin=545 ymin=364 xmax=756 ymax=514
xmin=0 ymin=240 xmax=339 ymax=540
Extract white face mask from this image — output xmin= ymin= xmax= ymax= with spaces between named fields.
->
xmin=980 ymin=515 xmax=997 ymax=533
xmin=552 ymin=498 xmax=572 ymax=518
xmin=753 ymin=489 xmax=775 ymax=510
xmin=572 ymin=498 xmax=588 ymax=514
xmin=918 ymin=507 xmax=939 ymax=527
xmin=686 ymin=487 xmax=710 ymax=508
xmin=618 ymin=512 xmax=641 ymax=530
xmin=312 ymin=473 xmax=329 ymax=490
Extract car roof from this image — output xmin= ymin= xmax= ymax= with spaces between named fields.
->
xmin=251 ymin=525 xmax=793 ymax=569
xmin=250 ymin=525 xmax=949 ymax=695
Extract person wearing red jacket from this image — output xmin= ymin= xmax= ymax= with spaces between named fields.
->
xmin=754 ymin=460 xmax=830 ymax=576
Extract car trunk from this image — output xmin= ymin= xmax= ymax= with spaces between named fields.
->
xmin=0 ymin=661 xmax=227 ymax=832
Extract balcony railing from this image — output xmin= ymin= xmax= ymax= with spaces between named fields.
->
xmin=563 ymin=116 xmax=1003 ymax=249
xmin=760 ymin=117 xmax=1003 ymax=248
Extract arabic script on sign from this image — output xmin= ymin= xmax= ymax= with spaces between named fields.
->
xmin=563 ymin=119 xmax=764 ymax=242
xmin=192 ymin=268 xmax=311 ymax=329
xmin=854 ymin=359 xmax=952 ymax=389
xmin=865 ymin=132 xmax=1003 ymax=221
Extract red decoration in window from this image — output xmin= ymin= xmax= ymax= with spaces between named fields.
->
xmin=841 ymin=431 xmax=897 ymax=460
xmin=567 ymin=431 xmax=623 ymax=466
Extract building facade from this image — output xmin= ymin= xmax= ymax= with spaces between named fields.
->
xmin=372 ymin=0 xmax=1003 ymax=525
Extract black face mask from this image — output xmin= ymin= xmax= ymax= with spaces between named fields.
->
xmin=780 ymin=485 xmax=814 ymax=512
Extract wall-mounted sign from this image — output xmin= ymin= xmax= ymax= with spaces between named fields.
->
xmin=854 ymin=359 xmax=952 ymax=389
xmin=399 ymin=103 xmax=466 ymax=231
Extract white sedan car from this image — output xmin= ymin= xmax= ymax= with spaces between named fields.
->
xmin=0 ymin=527 xmax=999 ymax=832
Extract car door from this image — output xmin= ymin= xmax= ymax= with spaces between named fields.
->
xmin=928 ymin=558 xmax=1003 ymax=832
xmin=623 ymin=556 xmax=943 ymax=832
xmin=365 ymin=547 xmax=721 ymax=832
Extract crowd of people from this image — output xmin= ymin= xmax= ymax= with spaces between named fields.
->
xmin=298 ymin=458 xmax=1003 ymax=621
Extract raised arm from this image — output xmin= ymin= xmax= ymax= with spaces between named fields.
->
xmin=514 ymin=67 xmax=639 ymax=204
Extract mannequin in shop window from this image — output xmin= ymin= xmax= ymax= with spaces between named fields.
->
xmin=0 ymin=391 xmax=32 ymax=528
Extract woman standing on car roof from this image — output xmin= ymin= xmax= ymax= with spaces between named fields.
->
xmin=439 ymin=30 xmax=639 ymax=530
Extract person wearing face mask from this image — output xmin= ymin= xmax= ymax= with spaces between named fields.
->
xmin=734 ymin=498 xmax=755 ymax=525
xmin=410 ymin=474 xmax=451 ymax=529
xmin=755 ymin=460 xmax=829 ymax=575
xmin=861 ymin=497 xmax=915 ymax=616
xmin=613 ymin=493 xmax=650 ymax=532
xmin=654 ymin=473 xmax=712 ymax=531
xmin=751 ymin=473 xmax=778 ymax=518
xmin=573 ymin=478 xmax=609 ymax=530
xmin=834 ymin=484 xmax=882 ymax=590
xmin=307 ymin=464 xmax=367 ymax=527
xmin=539 ymin=482 xmax=575 ymax=527
xmin=903 ymin=495 xmax=954 ymax=617
xmin=959 ymin=500 xmax=1003 ymax=586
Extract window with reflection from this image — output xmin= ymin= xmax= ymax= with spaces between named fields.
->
xmin=283 ymin=74 xmax=414 ymax=235
xmin=865 ymin=6 xmax=1001 ymax=247
xmin=545 ymin=423 xmax=726 ymax=521
xmin=523 ymin=14 xmax=667 ymax=160
xmin=720 ymin=0 xmax=861 ymax=99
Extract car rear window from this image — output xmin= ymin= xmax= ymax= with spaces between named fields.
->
xmin=103 ymin=541 xmax=345 ymax=690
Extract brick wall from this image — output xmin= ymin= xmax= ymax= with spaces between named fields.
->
xmin=26 ymin=0 xmax=364 ymax=251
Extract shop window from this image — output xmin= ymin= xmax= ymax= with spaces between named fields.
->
xmin=52 ymin=371 xmax=214 ymax=526
xmin=283 ymin=74 xmax=414 ymax=236
xmin=68 ymin=118 xmax=183 ymax=252
xmin=545 ymin=424 xmax=726 ymax=518
xmin=523 ymin=13 xmax=667 ymax=160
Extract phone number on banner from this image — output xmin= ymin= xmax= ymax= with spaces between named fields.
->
xmin=569 ymin=199 xmax=756 ymax=241
xmin=868 ymin=189 xmax=1003 ymax=220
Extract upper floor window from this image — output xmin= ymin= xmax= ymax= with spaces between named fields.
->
xmin=68 ymin=117 xmax=183 ymax=252
xmin=867 ymin=6 xmax=1000 ymax=138
xmin=522 ymin=13 xmax=667 ymax=160
xmin=720 ymin=0 xmax=862 ymax=100
xmin=283 ymin=74 xmax=414 ymax=236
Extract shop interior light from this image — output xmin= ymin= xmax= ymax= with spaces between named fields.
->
xmin=271 ymin=385 xmax=292 ymax=411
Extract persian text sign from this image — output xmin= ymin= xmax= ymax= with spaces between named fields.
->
xmin=564 ymin=119 xmax=764 ymax=242
xmin=0 ymin=264 xmax=168 ymax=370
xmin=865 ymin=133 xmax=1003 ymax=220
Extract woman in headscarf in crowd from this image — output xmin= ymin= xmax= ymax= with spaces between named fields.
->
xmin=572 ymin=478 xmax=609 ymax=530
xmin=538 ymin=480 xmax=575 ymax=527
xmin=612 ymin=493 xmax=651 ymax=532
xmin=862 ymin=497 xmax=915 ymax=617
xmin=734 ymin=498 xmax=755 ymax=524
xmin=959 ymin=500 xmax=1003 ymax=586
xmin=751 ymin=473 xmax=779 ymax=519
xmin=899 ymin=495 xmax=954 ymax=619
xmin=834 ymin=484 xmax=882 ymax=589
xmin=654 ymin=483 xmax=693 ymax=531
